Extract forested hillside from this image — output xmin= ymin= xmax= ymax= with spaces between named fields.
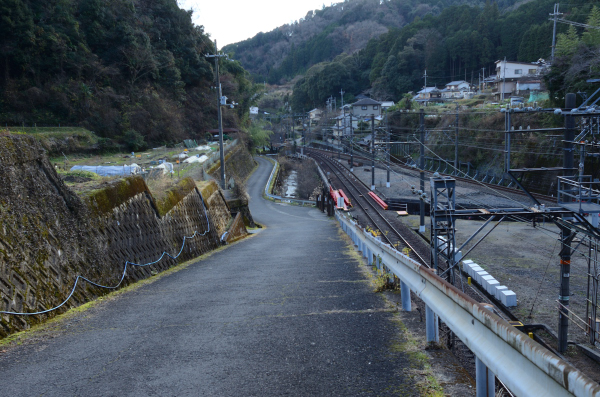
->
xmin=290 ymin=0 xmax=600 ymax=111
xmin=0 ymin=0 xmax=255 ymax=150
xmin=223 ymin=0 xmax=518 ymax=85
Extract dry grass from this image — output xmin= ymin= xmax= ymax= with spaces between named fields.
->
xmin=146 ymin=175 xmax=179 ymax=201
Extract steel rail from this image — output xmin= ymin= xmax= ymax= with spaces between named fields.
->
xmin=309 ymin=147 xmax=557 ymax=203
xmin=308 ymin=149 xmax=429 ymax=267
xmin=310 ymin=149 xmax=526 ymax=323
xmin=313 ymin=151 xmax=396 ymax=247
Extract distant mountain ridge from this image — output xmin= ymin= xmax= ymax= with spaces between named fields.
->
xmin=224 ymin=0 xmax=518 ymax=84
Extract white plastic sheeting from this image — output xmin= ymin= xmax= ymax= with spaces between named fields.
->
xmin=70 ymin=165 xmax=141 ymax=176
xmin=183 ymin=155 xmax=209 ymax=164
xmin=155 ymin=162 xmax=174 ymax=174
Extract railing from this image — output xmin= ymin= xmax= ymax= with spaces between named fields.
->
xmin=263 ymin=157 xmax=315 ymax=206
xmin=335 ymin=211 xmax=600 ymax=397
xmin=202 ymin=139 xmax=239 ymax=172
xmin=558 ymin=176 xmax=600 ymax=214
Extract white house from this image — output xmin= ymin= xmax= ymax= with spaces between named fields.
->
xmin=494 ymin=59 xmax=547 ymax=99
xmin=446 ymin=80 xmax=471 ymax=91
xmin=380 ymin=101 xmax=395 ymax=111
xmin=441 ymin=80 xmax=472 ymax=99
xmin=416 ymin=87 xmax=443 ymax=103
xmin=308 ymin=108 xmax=322 ymax=124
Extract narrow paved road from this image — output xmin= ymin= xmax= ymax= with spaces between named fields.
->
xmin=0 ymin=157 xmax=416 ymax=396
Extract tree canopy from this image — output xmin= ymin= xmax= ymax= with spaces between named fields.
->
xmin=290 ymin=0 xmax=600 ymax=111
xmin=0 ymin=0 xmax=256 ymax=149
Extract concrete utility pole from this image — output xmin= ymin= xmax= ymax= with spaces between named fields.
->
xmin=558 ymin=93 xmax=576 ymax=353
xmin=419 ymin=109 xmax=425 ymax=233
xmin=455 ymin=104 xmax=459 ymax=175
xmin=505 ymin=109 xmax=512 ymax=174
xmin=205 ymin=40 xmax=229 ymax=189
xmin=308 ymin=114 xmax=312 ymax=144
xmin=371 ymin=115 xmax=375 ymax=191
xmin=501 ymin=57 xmax=507 ymax=101
xmin=341 ymin=88 xmax=345 ymax=159
xmin=550 ymin=3 xmax=562 ymax=63
xmin=350 ymin=114 xmax=354 ymax=172
xmin=481 ymin=67 xmax=485 ymax=92
xmin=386 ymin=113 xmax=390 ymax=188
xmin=341 ymin=106 xmax=345 ymax=160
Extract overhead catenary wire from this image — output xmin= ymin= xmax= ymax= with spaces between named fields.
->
xmin=336 ymin=135 xmax=600 ymax=263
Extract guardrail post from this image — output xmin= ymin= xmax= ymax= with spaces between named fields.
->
xmin=401 ymin=280 xmax=411 ymax=311
xmin=426 ymin=305 xmax=439 ymax=343
xmin=476 ymin=356 xmax=495 ymax=397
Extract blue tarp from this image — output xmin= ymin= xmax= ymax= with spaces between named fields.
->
xmin=70 ymin=165 xmax=140 ymax=176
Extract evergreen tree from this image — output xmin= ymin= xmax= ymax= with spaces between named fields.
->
xmin=555 ymin=25 xmax=580 ymax=58
xmin=582 ymin=6 xmax=600 ymax=46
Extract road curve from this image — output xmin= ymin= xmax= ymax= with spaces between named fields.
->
xmin=0 ymin=156 xmax=416 ymax=396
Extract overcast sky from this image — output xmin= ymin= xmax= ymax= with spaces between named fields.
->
xmin=177 ymin=1 xmax=343 ymax=47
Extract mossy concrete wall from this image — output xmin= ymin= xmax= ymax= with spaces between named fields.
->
xmin=209 ymin=144 xmax=256 ymax=182
xmin=225 ymin=213 xmax=248 ymax=244
xmin=0 ymin=136 xmax=232 ymax=337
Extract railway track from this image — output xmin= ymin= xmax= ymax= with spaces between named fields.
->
xmin=305 ymin=147 xmax=569 ymax=394
xmin=307 ymin=148 xmax=521 ymax=323
xmin=308 ymin=149 xmax=429 ymax=267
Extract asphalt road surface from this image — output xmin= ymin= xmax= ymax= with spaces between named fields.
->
xmin=0 ymin=157 xmax=416 ymax=396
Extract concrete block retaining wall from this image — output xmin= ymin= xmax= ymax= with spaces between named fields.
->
xmin=0 ymin=136 xmax=233 ymax=337
xmin=208 ymin=143 xmax=256 ymax=183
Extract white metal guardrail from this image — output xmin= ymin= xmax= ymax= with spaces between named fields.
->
xmin=335 ymin=211 xmax=600 ymax=397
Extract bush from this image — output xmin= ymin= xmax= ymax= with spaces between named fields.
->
xmin=123 ymin=129 xmax=147 ymax=152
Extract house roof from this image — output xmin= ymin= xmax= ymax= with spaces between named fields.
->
xmin=495 ymin=60 xmax=543 ymax=66
xmin=352 ymin=98 xmax=382 ymax=106
xmin=445 ymin=80 xmax=468 ymax=86
xmin=417 ymin=87 xmax=440 ymax=94
xmin=380 ymin=101 xmax=395 ymax=107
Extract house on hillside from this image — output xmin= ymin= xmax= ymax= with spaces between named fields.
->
xmin=308 ymin=108 xmax=322 ymax=124
xmin=516 ymin=77 xmax=544 ymax=95
xmin=493 ymin=59 xmax=547 ymax=100
xmin=381 ymin=101 xmax=395 ymax=111
xmin=416 ymin=87 xmax=443 ymax=104
xmin=483 ymin=75 xmax=497 ymax=90
xmin=441 ymin=81 xmax=472 ymax=99
xmin=332 ymin=114 xmax=354 ymax=143
xmin=351 ymin=98 xmax=382 ymax=117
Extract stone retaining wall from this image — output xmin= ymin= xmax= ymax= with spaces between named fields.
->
xmin=0 ymin=136 xmax=235 ymax=337
xmin=209 ymin=144 xmax=256 ymax=183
